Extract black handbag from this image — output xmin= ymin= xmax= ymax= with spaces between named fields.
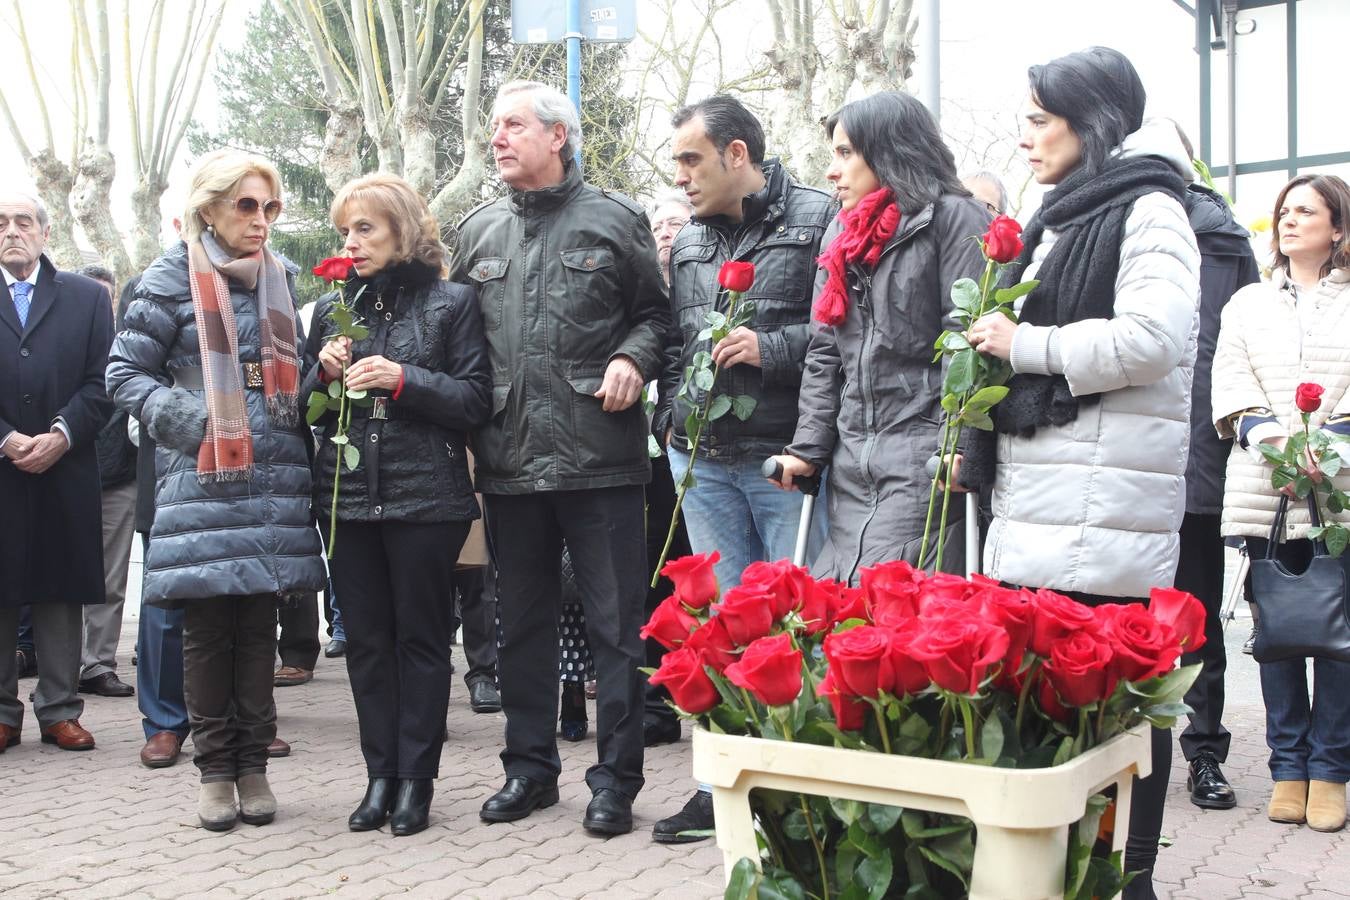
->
xmin=1250 ymin=494 xmax=1350 ymax=663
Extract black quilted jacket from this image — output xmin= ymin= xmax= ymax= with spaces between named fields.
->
xmin=302 ymin=259 xmax=492 ymax=523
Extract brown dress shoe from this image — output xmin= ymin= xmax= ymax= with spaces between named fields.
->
xmin=267 ymin=737 xmax=291 ymax=758
xmin=40 ymin=719 xmax=95 ymax=751
xmin=0 ymin=723 xmax=20 ymax=752
xmin=140 ymin=731 xmax=183 ymax=768
xmin=273 ymin=666 xmax=313 ymax=687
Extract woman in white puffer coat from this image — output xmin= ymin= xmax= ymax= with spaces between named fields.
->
xmin=1212 ymin=172 xmax=1350 ymax=833
xmin=954 ymin=47 xmax=1200 ymax=900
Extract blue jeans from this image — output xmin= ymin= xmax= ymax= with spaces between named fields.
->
xmin=1248 ymin=536 xmax=1350 ymax=783
xmin=327 ymin=579 xmax=346 ymax=643
xmin=666 ymin=447 xmax=825 ymax=589
xmin=137 ymin=603 xmax=188 ymax=740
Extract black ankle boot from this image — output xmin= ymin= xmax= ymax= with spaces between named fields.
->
xmin=389 ymin=778 xmax=434 ymax=836
xmin=348 ymin=777 xmax=397 ymax=831
xmin=560 ymin=681 xmax=588 ymax=742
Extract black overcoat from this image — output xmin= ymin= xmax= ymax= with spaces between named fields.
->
xmin=0 ymin=255 xmax=114 ymax=608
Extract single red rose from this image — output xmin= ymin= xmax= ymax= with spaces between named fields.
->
xmin=886 ymin=625 xmax=932 ymax=695
xmin=907 ymin=617 xmax=1010 ymax=696
xmin=713 ymin=583 xmax=777 ymax=646
xmin=828 ymin=585 xmax=868 ymax=626
xmin=1029 ymin=589 xmax=1098 ymax=658
xmin=1043 ymin=629 xmax=1116 ymax=707
xmin=717 ymin=260 xmax=755 ymax=293
xmin=725 ymin=633 xmax=803 ymax=707
xmin=823 ymin=626 xmax=894 ymax=697
xmin=648 ymin=646 xmax=719 ymax=714
xmin=741 ymin=559 xmax=815 ymax=620
xmin=685 ymin=616 xmax=738 ymax=672
xmin=982 ymin=214 xmax=1024 ymax=265
xmin=661 ymin=551 xmax=721 ymax=610
xmin=1148 ymin=587 xmax=1208 ymax=653
xmin=816 ymin=669 xmax=868 ymax=731
xmin=860 ymin=563 xmax=922 ymax=628
xmin=1295 ymin=382 xmax=1325 ymax=414
xmin=917 ymin=572 xmax=975 ymax=610
xmin=795 ymin=577 xmax=841 ymax=635
xmin=639 ymin=594 xmax=701 ymax=651
xmin=1097 ymin=602 xmax=1181 ymax=683
xmin=978 ymin=585 xmax=1036 ymax=690
xmin=313 ymin=255 xmax=355 ymax=282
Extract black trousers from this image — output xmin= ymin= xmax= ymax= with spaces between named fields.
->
xmin=453 ymin=566 xmax=498 ymax=686
xmin=1175 ymin=512 xmax=1231 ymax=762
xmin=485 ymin=486 xmax=647 ymax=799
xmin=330 ymin=519 xmax=469 ymax=779
xmin=277 ymin=592 xmax=320 ymax=670
xmin=182 ymin=594 xmax=278 ymax=781
xmin=644 ymin=451 xmax=688 ymax=726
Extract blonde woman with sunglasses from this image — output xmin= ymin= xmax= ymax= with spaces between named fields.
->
xmin=107 ymin=150 xmax=326 ymax=832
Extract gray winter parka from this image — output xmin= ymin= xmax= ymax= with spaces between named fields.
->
xmin=106 ymin=241 xmax=327 ymax=607
xmin=450 ymin=165 xmax=671 ymax=494
xmin=788 ymin=195 xmax=992 ymax=583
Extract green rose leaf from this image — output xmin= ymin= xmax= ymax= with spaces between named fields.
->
xmin=1256 ymin=442 xmax=1287 ymax=465
xmin=343 ymin=443 xmax=360 ymax=471
xmin=1326 ymin=525 xmax=1349 ymax=559
xmin=857 ymin=854 xmax=894 ymax=900
xmin=708 ymin=394 xmax=732 ymax=421
xmin=949 ymin=278 xmax=979 ymax=312
xmin=331 ymin=434 xmax=349 ymax=445
xmin=694 ymin=367 xmax=715 ymax=391
xmin=731 ymin=395 xmax=758 ymax=421
xmin=993 ymin=280 xmax=1038 ymax=304
xmin=345 ymin=388 xmax=368 ymax=400
xmin=348 ymin=324 xmax=370 ymax=341
xmin=944 ymin=349 xmax=977 ymax=396
xmin=864 ymin=802 xmax=903 ymax=836
xmin=965 ymin=385 xmax=1009 ymax=412
xmin=724 ymin=857 xmax=758 ymax=900
xmin=328 ymin=379 xmax=344 ymax=399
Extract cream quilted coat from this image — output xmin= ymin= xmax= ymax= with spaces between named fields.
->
xmin=1211 ymin=267 xmax=1350 ymax=540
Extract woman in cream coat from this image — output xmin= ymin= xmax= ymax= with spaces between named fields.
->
xmin=1212 ymin=172 xmax=1350 ymax=833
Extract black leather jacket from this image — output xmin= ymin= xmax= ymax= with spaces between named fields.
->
xmin=303 ymin=259 xmax=492 ymax=523
xmin=656 ymin=160 xmax=835 ymax=460
xmin=451 ymin=164 xmax=670 ymax=494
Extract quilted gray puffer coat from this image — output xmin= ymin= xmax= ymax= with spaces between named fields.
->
xmin=106 ymin=241 xmax=326 ymax=607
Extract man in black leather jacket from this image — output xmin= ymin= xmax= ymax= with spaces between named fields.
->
xmin=451 ymin=80 xmax=669 ymax=837
xmin=651 ymin=95 xmax=835 ymax=843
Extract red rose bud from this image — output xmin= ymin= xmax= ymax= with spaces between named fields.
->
xmin=713 ymin=583 xmax=778 ymax=646
xmin=823 ymin=626 xmax=894 ymax=697
xmin=816 ymin=669 xmax=868 ymax=731
xmin=639 ymin=594 xmax=700 ymax=651
xmin=982 ymin=214 xmax=1024 ymax=264
xmin=649 ymin=647 xmax=719 ymax=714
xmin=685 ymin=616 xmax=739 ymax=672
xmin=1096 ymin=603 xmax=1181 ymax=684
xmin=1147 ymin=587 xmax=1208 ymax=653
xmin=313 ymin=255 xmax=355 ymax=282
xmin=661 ymin=551 xmax=721 ymax=610
xmin=725 ymin=633 xmax=803 ymax=707
xmin=1028 ymin=589 xmax=1097 ymax=658
xmin=717 ymin=260 xmax=755 ymax=293
xmin=1295 ymin=382 xmax=1325 ymax=414
xmin=1044 ymin=629 xmax=1116 ymax=707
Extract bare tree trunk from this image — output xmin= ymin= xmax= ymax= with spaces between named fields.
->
xmin=71 ymin=143 xmax=133 ymax=279
xmin=130 ymin=178 xmax=168 ymax=267
xmin=321 ymin=103 xmax=366 ymax=192
xmin=28 ymin=151 xmax=83 ymax=269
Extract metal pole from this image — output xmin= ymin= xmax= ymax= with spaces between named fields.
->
xmin=566 ymin=0 xmax=583 ymax=172
xmin=918 ymin=0 xmax=940 ymax=124
xmin=1223 ymin=0 xmax=1238 ymax=199
xmin=965 ymin=495 xmax=979 ymax=576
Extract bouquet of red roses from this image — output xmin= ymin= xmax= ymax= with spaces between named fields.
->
xmin=644 ymin=554 xmax=1205 ymax=900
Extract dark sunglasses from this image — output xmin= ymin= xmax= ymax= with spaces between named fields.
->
xmin=228 ymin=196 xmax=283 ymax=222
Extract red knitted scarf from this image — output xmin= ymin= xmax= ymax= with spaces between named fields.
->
xmin=813 ymin=188 xmax=900 ymax=326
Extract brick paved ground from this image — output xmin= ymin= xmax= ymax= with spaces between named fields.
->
xmin=2 ymin=585 xmax=1348 ymax=898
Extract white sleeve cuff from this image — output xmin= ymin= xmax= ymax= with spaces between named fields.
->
xmin=1244 ymin=422 xmax=1288 ymax=462
xmin=1009 ymin=322 xmax=1064 ymax=375
xmin=51 ymin=418 xmax=72 ymax=449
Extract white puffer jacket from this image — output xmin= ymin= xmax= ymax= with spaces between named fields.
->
xmin=983 ymin=125 xmax=1202 ymax=598
xmin=1212 ymin=267 xmax=1350 ymax=540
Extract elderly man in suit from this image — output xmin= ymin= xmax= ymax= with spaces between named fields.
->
xmin=0 ymin=190 xmax=113 ymax=753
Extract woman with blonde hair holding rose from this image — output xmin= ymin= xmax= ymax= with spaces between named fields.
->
xmin=305 ymin=172 xmax=490 ymax=835
xmin=1213 ymin=172 xmax=1350 ymax=832
xmin=107 ymin=150 xmax=327 ymax=831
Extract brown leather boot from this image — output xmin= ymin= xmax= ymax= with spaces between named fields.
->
xmin=1268 ymin=780 xmax=1308 ymax=824
xmin=1306 ymin=780 xmax=1346 ymax=832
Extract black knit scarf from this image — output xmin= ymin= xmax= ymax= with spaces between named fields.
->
xmin=959 ymin=156 xmax=1184 ymax=489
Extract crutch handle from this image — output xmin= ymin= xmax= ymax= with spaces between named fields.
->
xmin=762 ymin=457 xmax=821 ymax=497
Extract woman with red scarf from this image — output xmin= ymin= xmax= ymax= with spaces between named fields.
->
xmin=767 ymin=92 xmax=990 ymax=583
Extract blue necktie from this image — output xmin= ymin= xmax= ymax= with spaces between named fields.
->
xmin=11 ymin=282 xmax=31 ymax=327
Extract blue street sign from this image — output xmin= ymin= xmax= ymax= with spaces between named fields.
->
xmin=510 ymin=0 xmax=636 ymax=44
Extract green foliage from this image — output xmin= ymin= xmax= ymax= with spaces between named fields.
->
xmin=1260 ymin=412 xmax=1350 ymax=556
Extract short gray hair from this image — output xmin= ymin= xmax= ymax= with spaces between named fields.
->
xmin=495 ymin=80 xmax=583 ymax=161
xmin=649 ymin=189 xmax=693 ymax=220
xmin=961 ymin=171 xmax=1009 ymax=214
xmin=0 ymin=190 xmax=50 ymax=230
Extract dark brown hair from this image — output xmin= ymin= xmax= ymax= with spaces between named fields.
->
xmin=1270 ymin=173 xmax=1350 ymax=278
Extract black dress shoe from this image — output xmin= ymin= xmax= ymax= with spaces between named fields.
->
xmin=480 ymin=776 xmax=560 ymax=823
xmin=389 ymin=779 xmax=434 ymax=836
xmin=652 ymin=789 xmax=714 ymax=843
xmin=469 ymin=680 xmax=501 ymax=713
xmin=324 ymin=639 xmax=347 ymax=658
xmin=643 ymin=717 xmax=681 ymax=747
xmin=78 ymin=672 xmax=135 ymax=697
xmin=583 ymin=788 xmax=633 ymax=836
xmin=15 ymin=649 xmax=37 ymax=679
xmin=348 ymin=777 xmax=398 ymax=831
xmin=1187 ymin=752 xmax=1237 ymax=810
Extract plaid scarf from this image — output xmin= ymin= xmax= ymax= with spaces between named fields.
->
xmin=813 ymin=187 xmax=901 ymax=326
xmin=187 ymin=233 xmax=300 ymax=483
